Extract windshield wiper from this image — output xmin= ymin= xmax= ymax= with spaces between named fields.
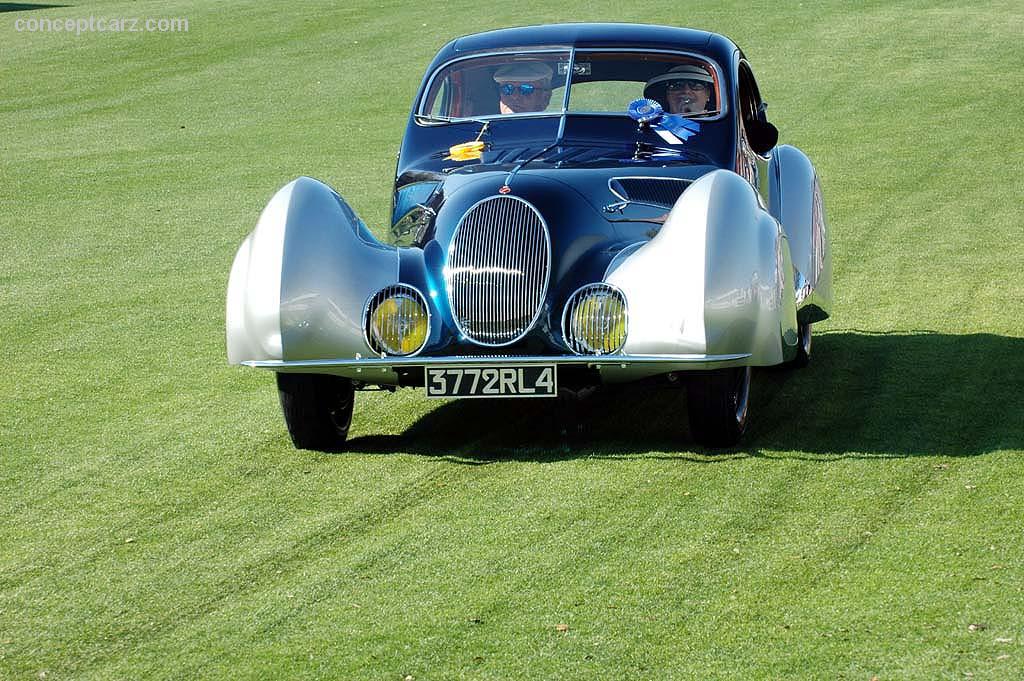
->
xmin=679 ymin=109 xmax=722 ymax=118
xmin=413 ymin=113 xmax=492 ymax=125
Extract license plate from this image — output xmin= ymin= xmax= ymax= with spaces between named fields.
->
xmin=425 ymin=365 xmax=558 ymax=398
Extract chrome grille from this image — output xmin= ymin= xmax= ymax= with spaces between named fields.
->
xmin=445 ymin=196 xmax=550 ymax=346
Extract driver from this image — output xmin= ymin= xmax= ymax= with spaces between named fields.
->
xmin=493 ymin=62 xmax=554 ymax=114
xmin=644 ymin=64 xmax=715 ymax=115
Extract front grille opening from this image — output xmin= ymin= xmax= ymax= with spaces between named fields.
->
xmin=444 ymin=196 xmax=551 ymax=346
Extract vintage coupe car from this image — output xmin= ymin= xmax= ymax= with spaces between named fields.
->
xmin=226 ymin=23 xmax=832 ymax=449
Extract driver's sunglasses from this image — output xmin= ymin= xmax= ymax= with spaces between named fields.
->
xmin=500 ymin=83 xmax=543 ymax=96
xmin=666 ymin=79 xmax=710 ymax=92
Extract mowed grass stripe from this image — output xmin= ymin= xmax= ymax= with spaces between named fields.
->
xmin=76 ymin=461 xmax=813 ymax=676
xmin=66 ymin=455 xmax=1023 ymax=678
xmin=6 ymin=455 xmax=505 ymax=675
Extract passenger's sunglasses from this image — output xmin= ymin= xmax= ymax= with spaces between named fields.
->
xmin=500 ymin=83 xmax=544 ymax=96
xmin=666 ymin=79 xmax=710 ymax=92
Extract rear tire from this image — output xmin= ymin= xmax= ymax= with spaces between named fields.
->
xmin=276 ymin=373 xmax=355 ymax=452
xmin=686 ymin=367 xmax=751 ymax=447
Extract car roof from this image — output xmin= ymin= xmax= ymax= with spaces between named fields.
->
xmin=435 ymin=23 xmax=740 ymax=65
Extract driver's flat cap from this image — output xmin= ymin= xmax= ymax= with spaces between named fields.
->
xmin=493 ymin=61 xmax=554 ymax=83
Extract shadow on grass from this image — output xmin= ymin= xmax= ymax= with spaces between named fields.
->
xmin=0 ymin=3 xmax=68 ymax=12
xmin=345 ymin=331 xmax=1024 ymax=461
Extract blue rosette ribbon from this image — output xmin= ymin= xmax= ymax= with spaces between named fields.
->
xmin=628 ymin=98 xmax=664 ymax=123
xmin=627 ymin=98 xmax=701 ymax=144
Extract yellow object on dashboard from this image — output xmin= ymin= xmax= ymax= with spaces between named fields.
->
xmin=447 ymin=140 xmax=486 ymax=161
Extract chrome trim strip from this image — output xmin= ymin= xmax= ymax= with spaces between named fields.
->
xmin=556 ymin=46 xmax=575 ymax=140
xmin=243 ymin=352 xmax=751 ymax=370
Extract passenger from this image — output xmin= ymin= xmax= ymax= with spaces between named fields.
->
xmin=644 ymin=64 xmax=715 ymax=115
xmin=493 ymin=62 xmax=554 ymax=114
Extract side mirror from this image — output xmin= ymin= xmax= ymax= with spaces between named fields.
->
xmin=746 ymin=119 xmax=779 ymax=156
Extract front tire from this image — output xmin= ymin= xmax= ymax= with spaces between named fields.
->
xmin=686 ymin=367 xmax=751 ymax=447
xmin=276 ymin=373 xmax=355 ymax=451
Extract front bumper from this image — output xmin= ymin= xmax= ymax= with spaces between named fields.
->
xmin=243 ymin=352 xmax=752 ymax=385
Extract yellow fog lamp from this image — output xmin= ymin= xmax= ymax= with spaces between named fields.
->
xmin=562 ymin=284 xmax=628 ymax=355
xmin=365 ymin=285 xmax=430 ymax=356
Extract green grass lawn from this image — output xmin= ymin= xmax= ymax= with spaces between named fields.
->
xmin=2 ymin=1 xmax=1023 ymax=678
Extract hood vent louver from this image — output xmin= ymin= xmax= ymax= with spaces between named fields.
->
xmin=610 ymin=176 xmax=691 ymax=207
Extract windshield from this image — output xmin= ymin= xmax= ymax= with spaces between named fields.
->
xmin=421 ymin=50 xmax=571 ymax=119
xmin=419 ymin=49 xmax=723 ymax=121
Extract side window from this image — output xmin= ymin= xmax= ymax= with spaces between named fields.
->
xmin=426 ymin=77 xmax=450 ymax=116
xmin=737 ymin=62 xmax=762 ymax=131
xmin=736 ymin=62 xmax=760 ymax=185
xmin=737 ymin=61 xmax=777 ymax=159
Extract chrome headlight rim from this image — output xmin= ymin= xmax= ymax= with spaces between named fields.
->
xmin=561 ymin=282 xmax=629 ymax=356
xmin=363 ymin=284 xmax=431 ymax=357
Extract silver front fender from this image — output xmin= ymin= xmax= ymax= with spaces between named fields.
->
xmin=607 ymin=169 xmax=797 ymax=366
xmin=226 ymin=177 xmax=398 ymax=364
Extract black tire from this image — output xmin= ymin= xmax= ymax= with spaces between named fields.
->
xmin=685 ymin=366 xmax=751 ymax=447
xmin=786 ymin=322 xmax=812 ymax=368
xmin=275 ymin=373 xmax=355 ymax=452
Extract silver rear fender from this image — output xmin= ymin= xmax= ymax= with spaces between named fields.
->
xmin=769 ymin=145 xmax=833 ymax=322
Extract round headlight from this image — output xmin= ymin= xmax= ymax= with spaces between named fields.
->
xmin=562 ymin=283 xmax=628 ymax=355
xmin=365 ymin=285 xmax=429 ymax=356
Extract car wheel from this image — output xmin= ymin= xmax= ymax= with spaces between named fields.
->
xmin=275 ymin=373 xmax=355 ymax=451
xmin=685 ymin=366 xmax=751 ymax=447
xmin=786 ymin=322 xmax=812 ymax=368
